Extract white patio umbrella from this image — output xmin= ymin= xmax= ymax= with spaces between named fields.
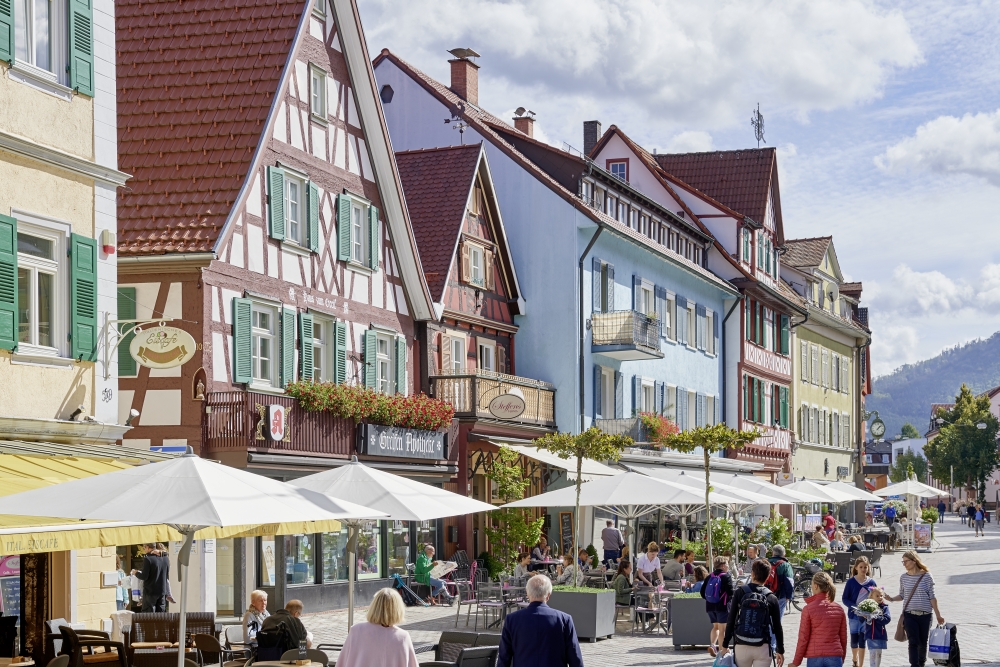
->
xmin=504 ymin=471 xmax=747 ymax=570
xmin=0 ymin=450 xmax=381 ymax=667
xmin=784 ymin=479 xmax=858 ymax=503
xmin=824 ymin=480 xmax=883 ymax=502
xmin=291 ymin=456 xmax=496 ymax=627
xmin=875 ymin=479 xmax=951 ymax=551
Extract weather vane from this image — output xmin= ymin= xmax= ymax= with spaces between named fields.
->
xmin=444 ymin=116 xmax=470 ymax=145
xmin=751 ymin=103 xmax=765 ymax=148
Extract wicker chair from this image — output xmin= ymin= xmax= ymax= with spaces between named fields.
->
xmin=57 ymin=626 xmax=127 ymax=667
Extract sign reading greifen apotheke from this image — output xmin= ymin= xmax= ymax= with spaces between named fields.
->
xmin=357 ymin=423 xmax=447 ymax=460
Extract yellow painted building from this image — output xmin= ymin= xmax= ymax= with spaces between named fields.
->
xmin=0 ymin=0 xmax=131 ymax=648
xmin=781 ymin=238 xmax=870 ymax=487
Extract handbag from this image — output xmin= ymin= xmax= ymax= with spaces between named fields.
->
xmin=894 ymin=573 xmax=925 ymax=642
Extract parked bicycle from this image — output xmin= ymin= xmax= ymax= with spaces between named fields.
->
xmin=790 ymin=560 xmax=825 ymax=611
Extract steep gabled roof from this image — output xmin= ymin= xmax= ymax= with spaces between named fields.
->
xmin=116 ymin=0 xmax=304 ymax=255
xmin=654 ymin=148 xmax=781 ymax=235
xmin=783 ymin=237 xmax=832 ymax=270
xmin=395 ymin=144 xmax=482 ymax=301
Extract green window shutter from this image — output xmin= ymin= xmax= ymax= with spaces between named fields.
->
xmin=281 ymin=307 xmax=295 ymax=386
xmin=780 ymin=314 xmax=790 ymax=355
xmin=780 ymin=387 xmax=788 ymax=429
xmin=117 ymin=287 xmax=137 ymax=377
xmin=299 ymin=312 xmax=314 ymax=381
xmin=752 ymin=378 xmax=760 ymax=423
xmin=0 ymin=214 xmax=16 ymax=351
xmin=755 ymin=303 xmax=762 ymax=345
xmin=337 ymin=194 xmax=352 ymax=261
xmin=267 ymin=166 xmax=286 ymax=241
xmin=0 ymin=0 xmax=13 ymax=65
xmin=368 ymin=205 xmax=380 ymax=270
xmin=363 ymin=329 xmax=377 ymax=388
xmin=69 ymin=0 xmax=94 ymax=96
xmin=232 ymin=298 xmax=252 ymax=384
xmin=334 ymin=320 xmax=347 ymax=384
xmin=394 ymin=335 xmax=406 ymax=395
xmin=70 ymin=233 xmax=97 ymax=361
xmin=307 ymin=181 xmax=320 ymax=253
xmin=744 ymin=297 xmax=751 ymax=341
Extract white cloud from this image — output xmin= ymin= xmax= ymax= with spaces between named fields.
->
xmin=876 ymin=109 xmax=1000 ymax=185
xmin=662 ymin=131 xmax=713 ymax=153
xmin=867 ymin=263 xmax=1000 ymax=318
xmin=361 ymin=0 xmax=920 ymax=135
xmin=869 ymin=322 xmax=920 ymax=375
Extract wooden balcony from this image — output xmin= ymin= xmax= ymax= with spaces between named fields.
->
xmin=591 ymin=310 xmax=663 ymax=360
xmin=202 ymin=391 xmax=355 ymax=457
xmin=429 ymin=369 xmax=556 ymax=428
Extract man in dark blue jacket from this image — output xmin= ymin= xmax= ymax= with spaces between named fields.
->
xmin=498 ymin=575 xmax=583 ymax=667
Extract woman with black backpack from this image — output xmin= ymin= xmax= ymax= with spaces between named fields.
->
xmin=718 ymin=559 xmax=785 ymax=667
xmin=702 ymin=555 xmax=736 ymax=657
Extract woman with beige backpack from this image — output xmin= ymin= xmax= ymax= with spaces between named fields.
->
xmin=887 ymin=551 xmax=945 ymax=667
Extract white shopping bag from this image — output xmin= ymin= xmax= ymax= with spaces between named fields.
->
xmin=130 ymin=574 xmax=142 ymax=602
xmin=929 ymin=625 xmax=950 ymax=664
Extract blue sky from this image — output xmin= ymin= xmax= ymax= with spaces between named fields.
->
xmin=358 ymin=0 xmax=1000 ymax=376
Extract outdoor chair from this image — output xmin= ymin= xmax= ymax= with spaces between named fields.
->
xmin=424 ymin=646 xmax=498 ymax=667
xmin=57 ymin=626 xmax=127 ymax=667
xmin=426 ymin=631 xmax=478 ymax=665
xmin=453 ymin=561 xmax=480 ymax=628
xmin=194 ymin=634 xmax=248 ymax=667
xmin=222 ymin=626 xmax=248 ymax=654
xmin=632 ymin=589 xmax=668 ymax=636
xmin=614 ymin=601 xmax=634 ymax=625
xmin=47 ymin=656 xmax=71 ymax=667
xmin=832 ymin=553 xmax=852 ymax=582
xmin=280 ymin=648 xmax=329 ymax=665
xmin=0 ymin=614 xmax=17 ymax=657
xmin=46 ymin=618 xmax=71 ymax=660
xmin=473 ymin=582 xmax=505 ymax=631
xmin=870 ymin=548 xmax=884 ymax=577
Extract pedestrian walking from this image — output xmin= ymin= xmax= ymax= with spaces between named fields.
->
xmin=974 ymin=506 xmax=985 ymax=536
xmin=884 ymin=503 xmax=897 ymax=526
xmin=498 ymin=575 xmax=584 ymax=667
xmin=767 ymin=545 xmax=795 ymax=619
xmin=863 ymin=588 xmax=891 ymax=667
xmin=336 ymin=588 xmax=419 ymax=667
xmin=789 ymin=572 xmax=847 ymax=667
xmin=958 ymin=504 xmax=966 ymax=525
xmin=702 ymin=555 xmax=736 ymax=657
xmin=887 ymin=550 xmax=944 ymax=667
xmin=966 ymin=504 xmax=975 ymax=527
xmin=843 ymin=556 xmax=877 ymax=667
xmin=718 ymin=559 xmax=785 ymax=667
xmin=936 ymin=501 xmax=945 ymax=523
xmin=601 ymin=519 xmax=625 ymax=564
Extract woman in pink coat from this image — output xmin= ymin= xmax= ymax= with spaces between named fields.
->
xmin=336 ymin=588 xmax=418 ymax=667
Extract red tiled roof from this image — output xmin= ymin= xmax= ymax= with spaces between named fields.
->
xmin=116 ymin=0 xmax=303 ymax=255
xmin=653 ymin=148 xmax=779 ymax=229
xmin=395 ymin=145 xmax=482 ymax=302
xmin=783 ymin=236 xmax=832 ymax=269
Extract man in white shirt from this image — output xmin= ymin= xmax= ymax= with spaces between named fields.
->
xmin=661 ymin=549 xmax=686 ymax=580
xmin=635 ymin=542 xmax=664 ymax=586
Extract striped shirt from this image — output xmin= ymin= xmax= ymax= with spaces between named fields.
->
xmin=898 ymin=572 xmax=935 ymax=613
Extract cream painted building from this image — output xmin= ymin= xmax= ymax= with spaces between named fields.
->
xmin=0 ymin=0 xmax=131 ymax=639
xmin=781 ymin=238 xmax=870 ymax=487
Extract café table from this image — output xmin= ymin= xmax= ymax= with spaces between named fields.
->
xmin=132 ymin=647 xmax=197 ymax=667
xmin=0 ymin=659 xmax=35 ymax=667
xmin=252 ymin=662 xmax=325 ymax=667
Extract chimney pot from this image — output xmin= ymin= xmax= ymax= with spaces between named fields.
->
xmin=583 ymin=120 xmax=602 ymax=156
xmin=449 ymin=57 xmax=479 ymax=105
xmin=514 ymin=115 xmax=534 ymax=138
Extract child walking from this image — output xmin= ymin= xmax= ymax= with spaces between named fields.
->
xmin=864 ymin=588 xmax=891 ymax=667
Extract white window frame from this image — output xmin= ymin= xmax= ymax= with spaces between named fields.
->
xmin=687 ymin=390 xmax=697 ymax=429
xmin=284 ymin=172 xmax=306 ymax=246
xmin=664 ymin=294 xmax=675 ymax=341
xmin=468 ymin=243 xmax=485 ymax=287
xmin=641 ymin=379 xmax=655 ymax=413
xmin=312 ymin=0 xmax=326 ymax=18
xmin=609 ymin=161 xmax=627 ymax=182
xmin=312 ymin=314 xmax=333 ymax=382
xmin=375 ymin=332 xmax=394 ymax=394
xmin=350 ymin=200 xmax=368 ymax=265
xmin=706 ymin=310 xmax=715 ymax=355
xmin=640 ymin=285 xmax=654 ymax=317
xmin=687 ymin=304 xmax=696 ymax=349
xmin=13 ymin=212 xmax=69 ymax=359
xmin=14 ymin=0 xmax=68 ymax=83
xmin=477 ymin=337 xmax=496 ymax=372
xmin=309 ymin=64 xmax=328 ymax=122
xmin=601 ymin=367 xmax=615 ymax=418
xmin=449 ymin=334 xmax=466 ymax=373
xmin=665 ymin=385 xmax=677 ymax=421
xmin=251 ymin=302 xmax=279 ymax=389
xmin=705 ymin=395 xmax=715 ymax=425
xmin=810 ymin=344 xmax=820 ymax=385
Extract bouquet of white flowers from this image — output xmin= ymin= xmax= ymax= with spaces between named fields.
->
xmin=854 ymin=597 xmax=882 ymax=621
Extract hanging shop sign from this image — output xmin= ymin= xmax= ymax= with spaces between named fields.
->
xmin=357 ymin=423 xmax=446 ymax=460
xmin=254 ymin=404 xmax=291 ymax=442
xmin=129 ymin=325 xmax=197 ymax=369
xmin=488 ymin=393 xmax=526 ymax=420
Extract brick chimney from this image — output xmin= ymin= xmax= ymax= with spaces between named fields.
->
xmin=583 ymin=120 xmax=602 ymax=156
xmin=449 ymin=57 xmax=479 ymax=105
xmin=513 ymin=115 xmax=534 ymax=138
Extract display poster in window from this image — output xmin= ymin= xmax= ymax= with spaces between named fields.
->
xmin=356 ymin=521 xmax=382 ymax=580
xmin=795 ymin=513 xmax=822 ymax=533
xmin=0 ymin=555 xmax=20 ymax=623
xmin=559 ymin=512 xmax=574 ymax=556
xmin=357 ymin=423 xmax=446 ymax=460
xmin=129 ymin=325 xmax=197 ymax=370
xmin=261 ymin=538 xmax=276 ymax=586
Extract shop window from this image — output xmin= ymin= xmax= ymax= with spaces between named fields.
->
xmin=416 ymin=520 xmax=437 ymax=554
xmin=215 ymin=538 xmax=235 ymax=616
xmin=355 ymin=520 xmax=382 ymax=580
xmin=260 ymin=536 xmax=277 ymax=587
xmin=285 ymin=534 xmax=315 ymax=585
xmin=388 ymin=520 xmax=411 ymax=577
xmin=322 ymin=530 xmax=349 ymax=583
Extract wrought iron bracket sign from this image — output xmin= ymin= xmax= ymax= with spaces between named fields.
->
xmin=356 ymin=423 xmax=447 ymax=460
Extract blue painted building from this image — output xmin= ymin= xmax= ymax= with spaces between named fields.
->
xmin=374 ymin=50 xmax=739 ymax=436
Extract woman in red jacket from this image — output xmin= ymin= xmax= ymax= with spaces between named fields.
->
xmin=789 ymin=571 xmax=847 ymax=667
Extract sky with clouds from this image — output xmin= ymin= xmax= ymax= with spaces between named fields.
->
xmin=357 ymin=0 xmax=1000 ymax=376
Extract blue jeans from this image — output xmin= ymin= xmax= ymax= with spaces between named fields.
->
xmin=807 ymin=658 xmax=844 ymax=667
xmin=603 ymin=549 xmax=621 ymax=564
xmin=429 ymin=576 xmax=449 ymax=597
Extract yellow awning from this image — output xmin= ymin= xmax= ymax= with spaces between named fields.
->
xmin=0 ymin=453 xmax=341 ymax=554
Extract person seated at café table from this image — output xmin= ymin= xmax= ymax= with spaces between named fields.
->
xmin=684 ymin=550 xmax=697 ymax=576
xmin=260 ymin=599 xmax=312 ymax=649
xmin=831 ymin=527 xmax=846 ymax=551
xmin=577 ymin=549 xmax=593 ymax=572
xmin=847 ymin=535 xmax=866 ymax=553
xmin=512 ymin=552 xmax=531 ymax=580
xmin=635 ymin=542 xmax=665 ymax=587
xmin=415 ymin=544 xmax=455 ymax=605
xmin=555 ymin=554 xmax=584 ymax=586
xmin=242 ymin=589 xmax=270 ymax=643
xmin=812 ymin=525 xmax=831 ymax=550
xmin=530 ymin=537 xmax=552 ymax=571
xmin=662 ymin=549 xmax=687 ymax=581
xmin=685 ymin=565 xmax=710 ymax=593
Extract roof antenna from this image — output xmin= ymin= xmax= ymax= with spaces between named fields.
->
xmin=751 ymin=103 xmax=765 ymax=148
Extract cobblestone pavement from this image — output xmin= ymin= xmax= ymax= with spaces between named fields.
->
xmin=304 ymin=519 xmax=998 ymax=666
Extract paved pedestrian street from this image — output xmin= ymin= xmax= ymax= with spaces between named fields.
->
xmin=304 ymin=520 xmax=999 ymax=666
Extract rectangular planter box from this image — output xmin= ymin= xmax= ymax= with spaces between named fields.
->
xmin=547 ymin=590 xmax=616 ymax=642
xmin=671 ymin=596 xmax=713 ymax=649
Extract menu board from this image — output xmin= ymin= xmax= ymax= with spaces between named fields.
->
xmin=0 ymin=577 xmax=20 ymax=622
xmin=559 ymin=512 xmax=574 ymax=556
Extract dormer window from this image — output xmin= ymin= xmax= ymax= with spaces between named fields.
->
xmin=461 ymin=239 xmax=492 ymax=289
xmin=608 ymin=160 xmax=628 ymax=182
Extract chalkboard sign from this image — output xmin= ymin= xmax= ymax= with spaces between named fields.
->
xmin=559 ymin=512 xmax=574 ymax=555
xmin=0 ymin=576 xmax=20 ymax=622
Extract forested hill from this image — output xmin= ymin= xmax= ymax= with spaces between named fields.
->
xmin=868 ymin=332 xmax=1000 ymax=438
